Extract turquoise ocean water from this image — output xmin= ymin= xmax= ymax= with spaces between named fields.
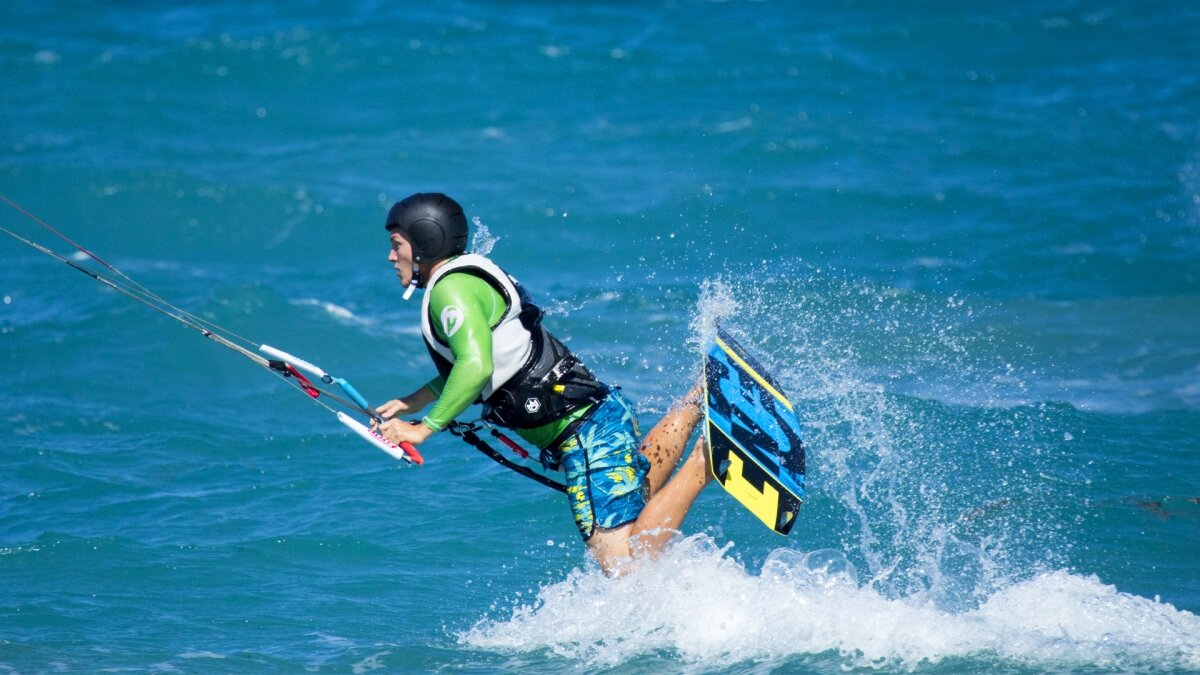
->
xmin=3 ymin=2 xmax=1199 ymax=672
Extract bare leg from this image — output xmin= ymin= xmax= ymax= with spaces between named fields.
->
xmin=629 ymin=437 xmax=712 ymax=552
xmin=586 ymin=439 xmax=713 ymax=575
xmin=640 ymin=382 xmax=705 ymax=495
xmin=586 ymin=522 xmax=635 ymax=575
xmin=584 ymin=382 xmax=711 ymax=576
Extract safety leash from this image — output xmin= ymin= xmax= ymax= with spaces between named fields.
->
xmin=447 ymin=422 xmax=567 ymax=493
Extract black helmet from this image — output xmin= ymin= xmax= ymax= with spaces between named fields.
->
xmin=385 ymin=192 xmax=469 ymax=262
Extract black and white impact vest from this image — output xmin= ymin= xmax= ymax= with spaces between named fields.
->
xmin=420 ymin=254 xmax=606 ymax=429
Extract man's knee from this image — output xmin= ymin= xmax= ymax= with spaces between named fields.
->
xmin=586 ymin=524 xmax=633 ymax=575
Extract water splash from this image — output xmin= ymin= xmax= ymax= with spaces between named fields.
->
xmin=464 ymin=256 xmax=1195 ymax=670
xmin=470 ymin=216 xmax=499 ymax=257
xmin=687 ymin=277 xmax=739 ymax=356
xmin=675 ymin=262 xmax=1064 ymax=608
xmin=461 ymin=533 xmax=1200 ymax=671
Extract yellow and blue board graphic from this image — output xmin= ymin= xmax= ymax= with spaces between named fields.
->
xmin=704 ymin=327 xmax=806 ymax=535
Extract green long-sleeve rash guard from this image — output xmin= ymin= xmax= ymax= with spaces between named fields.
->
xmin=421 ymin=272 xmax=504 ymax=432
xmin=421 ymin=271 xmax=582 ymax=449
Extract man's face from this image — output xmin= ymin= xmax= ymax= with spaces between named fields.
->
xmin=388 ymin=231 xmax=414 ymax=286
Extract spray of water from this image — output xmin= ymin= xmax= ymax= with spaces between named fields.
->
xmin=470 ymin=216 xmax=499 ymax=257
xmin=462 ymin=533 xmax=1200 ymax=670
xmin=462 ymin=258 xmax=1200 ymax=669
xmin=686 ymin=278 xmax=738 ymax=355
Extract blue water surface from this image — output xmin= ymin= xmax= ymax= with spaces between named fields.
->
xmin=3 ymin=1 xmax=1199 ymax=672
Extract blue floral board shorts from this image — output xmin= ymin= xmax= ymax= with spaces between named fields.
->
xmin=555 ymin=389 xmax=650 ymax=541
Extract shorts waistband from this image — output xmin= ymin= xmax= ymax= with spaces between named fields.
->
xmin=547 ymin=393 xmax=608 ymax=452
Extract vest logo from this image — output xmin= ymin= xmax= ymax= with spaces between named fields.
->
xmin=524 ymin=397 xmax=541 ymax=414
xmin=440 ymin=306 xmax=464 ymax=338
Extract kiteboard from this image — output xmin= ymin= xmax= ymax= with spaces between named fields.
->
xmin=704 ymin=327 xmax=806 ymax=535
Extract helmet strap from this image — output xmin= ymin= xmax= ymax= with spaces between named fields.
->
xmin=402 ymin=259 xmax=421 ymax=301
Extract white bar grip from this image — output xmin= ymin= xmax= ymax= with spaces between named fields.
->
xmin=336 ymin=412 xmax=423 ymax=465
xmin=259 ymin=344 xmax=329 ymax=380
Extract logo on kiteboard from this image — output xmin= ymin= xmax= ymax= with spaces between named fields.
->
xmin=524 ymin=397 xmax=541 ymax=414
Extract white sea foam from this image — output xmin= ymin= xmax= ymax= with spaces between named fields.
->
xmin=462 ymin=261 xmax=1200 ymax=670
xmin=178 ymin=650 xmax=224 ymax=659
xmin=351 ymin=651 xmax=390 ymax=674
xmin=290 ymin=298 xmax=375 ymax=329
xmin=462 ymin=534 xmax=1200 ymax=671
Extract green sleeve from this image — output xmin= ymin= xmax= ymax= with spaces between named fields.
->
xmin=425 ymin=374 xmax=446 ymax=397
xmin=421 ymin=272 xmax=507 ymax=431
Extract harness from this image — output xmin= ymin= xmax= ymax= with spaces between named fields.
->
xmin=421 ymin=255 xmax=607 ymax=430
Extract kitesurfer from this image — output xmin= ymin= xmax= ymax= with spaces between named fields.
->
xmin=374 ymin=192 xmax=712 ymax=574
